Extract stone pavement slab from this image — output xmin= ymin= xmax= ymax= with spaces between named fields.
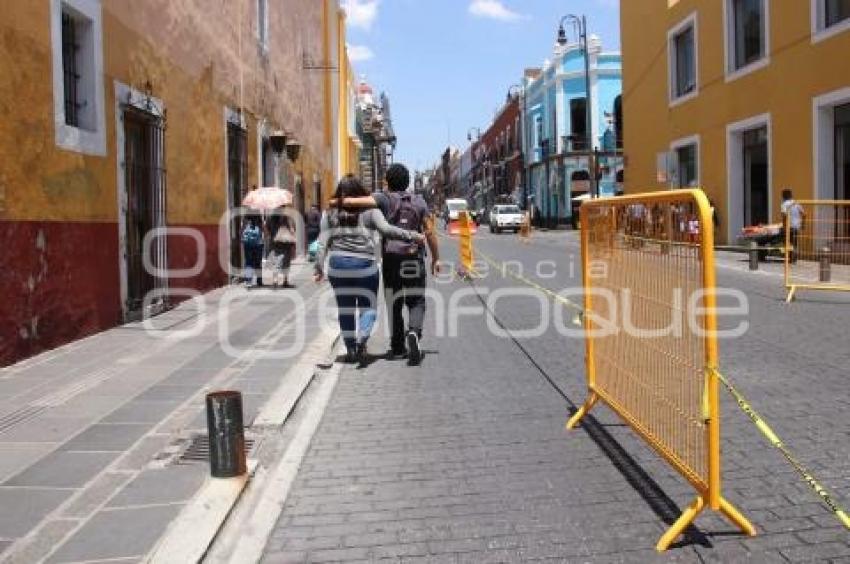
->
xmin=0 ymin=488 xmax=73 ymax=539
xmin=0 ymin=443 xmax=55 ymax=482
xmin=45 ymin=505 xmax=182 ymax=563
xmin=106 ymin=464 xmax=206 ymax=508
xmin=5 ymin=451 xmax=117 ymax=488
xmin=59 ymin=423 xmax=151 ymax=452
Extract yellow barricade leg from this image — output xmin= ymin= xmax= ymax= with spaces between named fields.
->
xmin=719 ymin=497 xmax=757 ymax=537
xmin=785 ymin=286 xmax=797 ymax=303
xmin=656 ymin=495 xmax=705 ymax=552
xmin=565 ymin=393 xmax=598 ymax=430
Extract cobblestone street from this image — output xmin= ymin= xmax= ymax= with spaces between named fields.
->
xmin=263 ymin=231 xmax=850 ymax=563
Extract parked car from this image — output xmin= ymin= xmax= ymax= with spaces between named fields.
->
xmin=489 ymin=204 xmax=524 ymax=233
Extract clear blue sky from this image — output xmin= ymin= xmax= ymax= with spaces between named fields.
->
xmin=342 ymin=0 xmax=621 ymax=173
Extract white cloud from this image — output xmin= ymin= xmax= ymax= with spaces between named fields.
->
xmin=468 ymin=0 xmax=525 ymax=22
xmin=347 ymin=44 xmax=375 ymax=62
xmin=342 ymin=0 xmax=380 ymax=31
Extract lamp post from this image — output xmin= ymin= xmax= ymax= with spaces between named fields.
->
xmin=558 ymin=14 xmax=597 ymax=199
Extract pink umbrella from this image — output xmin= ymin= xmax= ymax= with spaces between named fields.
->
xmin=242 ymin=187 xmax=293 ymax=210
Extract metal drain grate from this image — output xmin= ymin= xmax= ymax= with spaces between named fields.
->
xmin=177 ymin=433 xmax=257 ymax=463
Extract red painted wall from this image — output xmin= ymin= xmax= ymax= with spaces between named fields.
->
xmin=0 ymin=221 xmax=122 ymax=365
xmin=166 ymin=224 xmax=228 ymax=294
xmin=1 ymin=221 xmax=227 ymax=367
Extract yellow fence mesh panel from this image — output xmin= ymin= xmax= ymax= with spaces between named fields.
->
xmin=786 ymin=200 xmax=850 ymax=295
xmin=582 ymin=192 xmax=712 ymax=490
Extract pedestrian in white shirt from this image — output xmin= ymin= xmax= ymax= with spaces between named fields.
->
xmin=781 ymin=189 xmax=805 ymax=264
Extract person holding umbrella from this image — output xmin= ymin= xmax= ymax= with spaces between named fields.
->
xmin=266 ymin=208 xmax=296 ymax=288
xmin=242 ymin=186 xmax=297 ymax=288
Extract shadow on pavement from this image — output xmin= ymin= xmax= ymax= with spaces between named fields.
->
xmin=472 ymin=284 xmax=716 ymax=551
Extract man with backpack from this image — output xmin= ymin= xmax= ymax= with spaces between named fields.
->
xmin=374 ymin=164 xmax=439 ymax=365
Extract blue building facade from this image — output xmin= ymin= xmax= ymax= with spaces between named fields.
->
xmin=522 ymin=36 xmax=623 ymax=226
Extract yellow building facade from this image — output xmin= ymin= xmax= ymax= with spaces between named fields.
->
xmin=622 ymin=0 xmax=850 ymax=243
xmin=0 ymin=0 xmax=348 ymax=365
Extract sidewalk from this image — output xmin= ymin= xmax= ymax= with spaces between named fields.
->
xmin=0 ymin=261 xmax=335 ymax=564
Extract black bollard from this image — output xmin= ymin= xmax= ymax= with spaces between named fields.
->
xmin=820 ymin=247 xmax=831 ymax=283
xmin=205 ymin=391 xmax=247 ymax=478
xmin=749 ymin=241 xmax=759 ymax=271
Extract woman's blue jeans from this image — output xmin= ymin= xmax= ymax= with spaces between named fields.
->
xmin=328 ymin=255 xmax=380 ymax=352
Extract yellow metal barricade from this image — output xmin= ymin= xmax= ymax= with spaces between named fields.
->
xmin=458 ymin=211 xmax=475 ymax=275
xmin=566 ymin=189 xmax=755 ymax=551
xmin=784 ymin=200 xmax=850 ymax=302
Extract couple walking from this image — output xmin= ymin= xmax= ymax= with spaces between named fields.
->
xmin=313 ymin=164 xmax=440 ymax=366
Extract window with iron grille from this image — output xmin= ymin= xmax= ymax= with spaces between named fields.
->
xmin=61 ymin=12 xmax=81 ymax=127
xmin=51 ymin=0 xmax=105 ymax=154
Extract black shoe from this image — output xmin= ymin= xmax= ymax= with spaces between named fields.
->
xmin=356 ymin=343 xmax=369 ymax=367
xmin=406 ymin=331 xmax=421 ymax=366
xmin=342 ymin=348 xmax=357 ymax=364
xmin=387 ymin=347 xmax=408 ymax=360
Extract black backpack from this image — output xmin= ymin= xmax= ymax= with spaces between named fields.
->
xmin=384 ymin=192 xmax=422 ymax=257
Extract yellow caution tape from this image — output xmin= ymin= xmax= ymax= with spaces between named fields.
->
xmin=709 ymin=367 xmax=850 ymax=531
xmin=473 ymin=246 xmax=850 ymax=531
xmin=476 ymin=250 xmax=583 ymax=314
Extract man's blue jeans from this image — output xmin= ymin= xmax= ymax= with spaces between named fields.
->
xmin=328 ymin=255 xmax=380 ymax=352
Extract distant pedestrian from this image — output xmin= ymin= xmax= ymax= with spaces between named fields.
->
xmin=266 ymin=209 xmax=296 ymax=288
xmin=314 ymin=175 xmax=424 ymax=366
xmin=306 ymin=204 xmax=321 ymax=245
xmin=781 ymin=189 xmax=805 ymax=264
xmin=242 ymin=215 xmax=264 ymax=287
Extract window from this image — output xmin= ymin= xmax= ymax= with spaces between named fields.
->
xmin=813 ymin=0 xmax=850 ymax=40
xmin=673 ymin=27 xmax=695 ymax=97
xmin=675 ymin=144 xmax=698 ymax=187
xmin=570 ymin=98 xmax=587 ymax=150
xmin=670 ymin=135 xmax=700 ymax=189
xmin=668 ymin=13 xmax=698 ymax=104
xmin=826 ymin=0 xmax=850 ymax=26
xmin=534 ymin=115 xmax=543 ymax=153
xmin=61 ymin=13 xmax=80 ymax=127
xmin=257 ymin=0 xmax=269 ymax=52
xmin=726 ymin=0 xmax=767 ymax=76
xmin=614 ymin=95 xmax=623 ymax=149
xmin=50 ymin=0 xmax=106 ymax=155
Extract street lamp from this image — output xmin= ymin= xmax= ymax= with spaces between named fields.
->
xmin=467 ymin=127 xmax=481 ymax=142
xmin=558 ymin=14 xmax=597 ymax=199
